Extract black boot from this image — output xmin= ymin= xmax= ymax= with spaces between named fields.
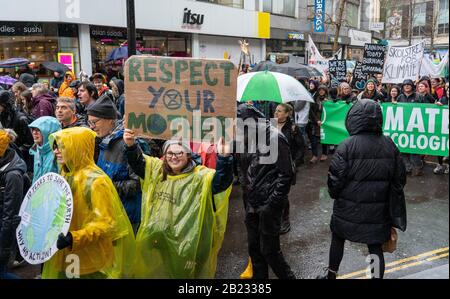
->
xmin=316 ymin=268 xmax=337 ymax=279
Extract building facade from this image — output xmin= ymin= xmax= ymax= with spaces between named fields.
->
xmin=381 ymin=0 xmax=449 ymax=58
xmin=0 ymin=0 xmax=270 ymax=77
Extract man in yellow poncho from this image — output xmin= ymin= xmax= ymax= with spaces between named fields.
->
xmin=42 ymin=127 xmax=135 ymax=279
xmin=123 ymin=130 xmax=233 ymax=278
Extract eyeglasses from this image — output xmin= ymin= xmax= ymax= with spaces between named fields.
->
xmin=88 ymin=119 xmax=101 ymax=127
xmin=166 ymin=151 xmax=184 ymax=159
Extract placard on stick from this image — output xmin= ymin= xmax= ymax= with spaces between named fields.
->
xmin=124 ymin=56 xmax=237 ymax=142
xmin=328 ymin=59 xmax=347 ymax=83
xmin=362 ymin=44 xmax=386 ymax=74
xmin=351 ymin=62 xmax=368 ymax=90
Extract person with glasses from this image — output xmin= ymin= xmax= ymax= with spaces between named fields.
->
xmin=123 ymin=130 xmax=233 ymax=278
xmin=86 ymin=95 xmax=141 ymax=234
xmin=43 ymin=127 xmax=136 ymax=279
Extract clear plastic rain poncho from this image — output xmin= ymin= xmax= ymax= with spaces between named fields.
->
xmin=42 ymin=127 xmax=136 ymax=279
xmin=133 ymin=155 xmax=232 ymax=279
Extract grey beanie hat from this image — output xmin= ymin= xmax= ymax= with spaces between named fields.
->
xmin=162 ymin=139 xmax=192 ymax=155
xmin=86 ymin=94 xmax=117 ymax=119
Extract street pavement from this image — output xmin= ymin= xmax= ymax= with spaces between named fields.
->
xmin=215 ymin=157 xmax=449 ymax=279
xmin=10 ymin=157 xmax=449 ymax=279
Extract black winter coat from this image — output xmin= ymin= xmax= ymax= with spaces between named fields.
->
xmin=328 ymin=99 xmax=407 ymax=245
xmin=280 ymin=117 xmax=304 ymax=164
xmin=0 ymin=149 xmax=27 ymax=265
xmin=237 ymin=122 xmax=294 ymax=211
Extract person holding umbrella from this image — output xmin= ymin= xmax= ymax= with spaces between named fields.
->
xmin=50 ymin=71 xmax=64 ymax=95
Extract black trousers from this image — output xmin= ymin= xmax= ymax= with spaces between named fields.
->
xmin=328 ymin=232 xmax=385 ymax=279
xmin=245 ymin=203 xmax=296 ymax=279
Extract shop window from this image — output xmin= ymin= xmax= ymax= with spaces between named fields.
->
xmin=438 ymin=0 xmax=449 ymax=35
xmin=345 ymin=2 xmax=359 ymax=29
xmin=197 ymin=0 xmax=243 ymax=9
xmin=438 ymin=23 xmax=449 ymax=34
xmin=263 ymin=0 xmax=296 ymax=17
xmin=0 ymin=22 xmax=80 ymax=79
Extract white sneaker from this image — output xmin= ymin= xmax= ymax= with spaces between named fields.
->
xmin=434 ymin=165 xmax=445 ymax=174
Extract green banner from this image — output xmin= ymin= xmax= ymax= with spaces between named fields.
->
xmin=321 ymin=101 xmax=449 ymax=157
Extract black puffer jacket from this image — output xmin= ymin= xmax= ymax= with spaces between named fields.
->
xmin=328 ymin=99 xmax=407 ymax=244
xmin=0 ymin=148 xmax=27 ymax=265
xmin=236 ymin=105 xmax=294 ymax=211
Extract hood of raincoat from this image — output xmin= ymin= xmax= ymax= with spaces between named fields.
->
xmin=29 ymin=116 xmax=61 ymax=152
xmin=43 ymin=126 xmax=136 ymax=278
xmin=345 ymin=99 xmax=383 ymax=136
xmin=49 ymin=126 xmax=96 ymax=173
xmin=63 ymin=71 xmax=76 ymax=84
xmin=31 ymin=92 xmax=56 ymax=108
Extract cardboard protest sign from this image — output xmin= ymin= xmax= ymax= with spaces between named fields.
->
xmin=362 ymin=44 xmax=386 ymax=74
xmin=351 ymin=62 xmax=368 ymax=90
xmin=328 ymin=59 xmax=347 ymax=83
xmin=382 ymin=42 xmax=425 ymax=84
xmin=124 ymin=56 xmax=237 ymax=142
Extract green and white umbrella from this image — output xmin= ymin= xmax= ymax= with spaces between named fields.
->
xmin=237 ymin=71 xmax=314 ymax=103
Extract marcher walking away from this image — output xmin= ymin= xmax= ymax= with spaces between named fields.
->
xmin=236 ymin=104 xmax=296 ymax=280
xmin=42 ymin=127 xmax=136 ymax=279
xmin=318 ymin=99 xmax=407 ymax=279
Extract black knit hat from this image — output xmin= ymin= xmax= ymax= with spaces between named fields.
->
xmin=86 ymin=94 xmax=117 ymax=119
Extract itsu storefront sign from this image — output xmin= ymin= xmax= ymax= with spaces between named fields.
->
xmin=182 ymin=8 xmax=205 ymax=29
xmin=125 ymin=56 xmax=237 ymax=142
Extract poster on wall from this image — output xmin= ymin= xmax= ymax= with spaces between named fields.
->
xmin=382 ymin=42 xmax=425 ymax=84
xmin=385 ymin=7 xmax=403 ymax=40
xmin=58 ymin=53 xmax=74 ymax=71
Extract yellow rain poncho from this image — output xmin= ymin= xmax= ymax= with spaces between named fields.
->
xmin=133 ymin=156 xmax=232 ymax=279
xmin=42 ymin=127 xmax=135 ymax=279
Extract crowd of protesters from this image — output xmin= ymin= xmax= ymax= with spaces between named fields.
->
xmin=0 ymin=60 xmax=448 ymax=280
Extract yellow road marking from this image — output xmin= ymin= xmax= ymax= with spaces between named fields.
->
xmin=426 ymin=252 xmax=449 ymax=262
xmin=338 ymin=247 xmax=449 ymax=279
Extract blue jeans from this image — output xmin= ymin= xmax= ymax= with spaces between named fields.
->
xmin=401 ymin=154 xmax=423 ymax=172
xmin=0 ymin=264 xmax=20 ymax=279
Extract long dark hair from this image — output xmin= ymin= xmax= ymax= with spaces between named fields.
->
xmin=20 ymin=90 xmax=33 ymax=115
xmin=389 ymin=85 xmax=401 ymax=101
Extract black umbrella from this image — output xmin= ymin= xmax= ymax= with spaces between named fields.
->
xmin=253 ymin=61 xmax=323 ymax=78
xmin=42 ymin=61 xmax=70 ymax=74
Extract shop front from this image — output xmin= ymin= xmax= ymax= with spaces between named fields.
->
xmin=266 ymin=29 xmax=306 ymax=64
xmin=0 ymin=21 xmax=80 ymax=79
xmin=347 ymin=29 xmax=372 ymax=61
xmin=90 ymin=25 xmax=192 ymax=76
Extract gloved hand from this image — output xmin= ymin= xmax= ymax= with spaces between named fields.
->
xmin=57 ymin=232 xmax=73 ymax=250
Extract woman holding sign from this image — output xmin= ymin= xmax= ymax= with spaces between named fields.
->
xmin=42 ymin=127 xmax=136 ymax=279
xmin=123 ymin=129 xmax=233 ymax=278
